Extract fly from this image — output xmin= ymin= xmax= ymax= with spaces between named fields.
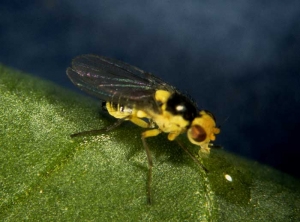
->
xmin=66 ymin=54 xmax=220 ymax=204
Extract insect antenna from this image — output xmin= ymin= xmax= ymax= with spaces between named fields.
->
xmin=70 ymin=118 xmax=126 ymax=138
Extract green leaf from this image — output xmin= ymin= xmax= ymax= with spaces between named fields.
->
xmin=1 ymin=64 xmax=300 ymax=221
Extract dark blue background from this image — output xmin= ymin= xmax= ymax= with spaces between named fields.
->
xmin=1 ymin=1 xmax=300 ymax=178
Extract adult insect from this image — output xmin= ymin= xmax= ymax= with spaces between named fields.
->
xmin=66 ymin=54 xmax=220 ymax=204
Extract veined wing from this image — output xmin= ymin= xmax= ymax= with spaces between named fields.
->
xmin=66 ymin=54 xmax=175 ymax=111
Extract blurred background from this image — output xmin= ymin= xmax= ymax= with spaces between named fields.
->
xmin=1 ymin=0 xmax=300 ymax=178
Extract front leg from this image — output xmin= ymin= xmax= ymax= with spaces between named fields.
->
xmin=167 ymin=131 xmax=181 ymax=141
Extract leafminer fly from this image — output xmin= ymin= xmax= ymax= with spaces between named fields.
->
xmin=67 ymin=54 xmax=220 ymax=204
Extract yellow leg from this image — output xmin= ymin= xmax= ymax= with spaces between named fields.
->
xmin=167 ymin=131 xmax=181 ymax=141
xmin=129 ymin=116 xmax=153 ymax=128
xmin=142 ymin=129 xmax=161 ymax=138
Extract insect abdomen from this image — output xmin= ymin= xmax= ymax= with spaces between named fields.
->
xmin=106 ymin=102 xmax=133 ymax=119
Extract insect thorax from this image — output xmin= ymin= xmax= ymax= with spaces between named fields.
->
xmin=151 ymin=90 xmax=199 ymax=134
xmin=164 ymin=92 xmax=198 ymax=122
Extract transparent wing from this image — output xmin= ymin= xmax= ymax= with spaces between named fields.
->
xmin=66 ymin=54 xmax=175 ymax=111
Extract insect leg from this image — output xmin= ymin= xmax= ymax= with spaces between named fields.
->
xmin=129 ymin=116 xmax=152 ymax=128
xmin=176 ymin=140 xmax=208 ymax=173
xmin=70 ymin=118 xmax=126 ymax=138
xmin=167 ymin=131 xmax=181 ymax=141
xmin=141 ymin=129 xmax=162 ymax=204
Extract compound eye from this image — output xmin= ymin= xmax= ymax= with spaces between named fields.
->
xmin=190 ymin=125 xmax=207 ymax=142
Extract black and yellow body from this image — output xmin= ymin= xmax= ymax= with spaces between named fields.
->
xmin=67 ymin=54 xmax=220 ymax=204
xmin=105 ymin=89 xmax=220 ymax=153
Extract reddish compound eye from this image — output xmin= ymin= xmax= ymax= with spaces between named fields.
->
xmin=190 ymin=125 xmax=207 ymax=142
